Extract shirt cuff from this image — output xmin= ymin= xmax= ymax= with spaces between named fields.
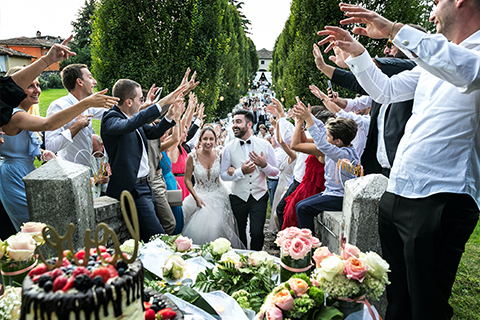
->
xmin=345 ymin=99 xmax=355 ymax=112
xmin=194 ymin=118 xmax=201 ymax=126
xmin=393 ymin=25 xmax=425 ymax=59
xmin=233 ymin=167 xmax=245 ymax=180
xmin=345 ymin=49 xmax=375 ymax=74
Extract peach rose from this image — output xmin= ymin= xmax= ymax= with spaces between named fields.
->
xmin=344 ymin=257 xmax=369 ymax=282
xmin=266 ymin=306 xmax=283 ymax=320
xmin=174 ymin=236 xmax=192 ymax=252
xmin=309 ymin=236 xmax=321 ymax=248
xmin=21 ymin=222 xmax=47 ymax=244
xmin=283 ymin=227 xmax=300 ymax=239
xmin=273 ymin=289 xmax=294 ymax=311
xmin=288 ymin=278 xmax=309 ymax=297
xmin=6 ymin=233 xmax=36 ymax=261
xmin=341 ymin=244 xmax=360 ymax=260
xmin=289 ymin=238 xmax=309 ymax=260
xmin=313 ymin=247 xmax=334 ymax=267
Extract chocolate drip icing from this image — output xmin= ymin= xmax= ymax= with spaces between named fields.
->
xmin=19 ymin=260 xmax=144 ymax=320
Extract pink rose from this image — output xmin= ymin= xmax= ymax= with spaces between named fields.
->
xmin=273 ymin=289 xmax=294 ymax=311
xmin=299 ymin=228 xmax=312 ymax=238
xmin=309 ymin=236 xmax=321 ymax=248
xmin=281 ymin=239 xmax=292 ymax=255
xmin=282 ymin=227 xmax=300 ymax=239
xmin=41 ymin=150 xmax=56 ymax=163
xmin=21 ymin=222 xmax=47 ymax=244
xmin=174 ymin=236 xmax=192 ymax=252
xmin=288 ymin=278 xmax=309 ymax=297
xmin=289 ymin=238 xmax=309 ymax=260
xmin=344 ymin=257 xmax=369 ymax=282
xmin=341 ymin=244 xmax=360 ymax=260
xmin=313 ymin=247 xmax=334 ymax=267
xmin=298 ymin=237 xmax=312 ymax=249
xmin=6 ymin=233 xmax=36 ymax=261
xmin=266 ymin=306 xmax=283 ymax=320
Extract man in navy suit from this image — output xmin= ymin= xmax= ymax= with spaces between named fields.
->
xmin=101 ymin=79 xmax=187 ymax=241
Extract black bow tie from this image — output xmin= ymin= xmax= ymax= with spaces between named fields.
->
xmin=240 ymin=140 xmax=251 ymax=146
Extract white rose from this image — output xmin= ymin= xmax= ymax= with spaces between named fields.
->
xmin=162 ymin=255 xmax=187 ymax=279
xmin=317 ymin=255 xmax=344 ymax=282
xmin=6 ymin=233 xmax=36 ymax=261
xmin=0 ymin=240 xmax=5 ymax=259
xmin=360 ymin=251 xmax=390 ymax=280
xmin=220 ymin=250 xmax=241 ymax=264
xmin=211 ymin=238 xmax=231 ymax=255
xmin=120 ymin=239 xmax=141 ymax=254
xmin=249 ymin=251 xmax=274 ymax=266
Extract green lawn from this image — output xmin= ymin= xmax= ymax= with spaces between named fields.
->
xmin=36 ymin=89 xmax=480 ymax=318
xmin=38 ymin=88 xmax=101 ymax=134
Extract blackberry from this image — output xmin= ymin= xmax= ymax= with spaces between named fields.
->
xmin=38 ymin=274 xmax=53 ymax=288
xmin=150 ymin=305 xmax=159 ymax=313
xmin=74 ymin=274 xmax=94 ymax=291
xmin=116 ymin=260 xmax=128 ymax=271
xmin=43 ymin=280 xmax=53 ymax=292
xmin=93 ymin=276 xmax=104 ymax=287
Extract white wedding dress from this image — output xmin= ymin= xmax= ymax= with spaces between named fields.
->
xmin=182 ymin=149 xmax=245 ymax=249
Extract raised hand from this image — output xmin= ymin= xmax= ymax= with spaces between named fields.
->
xmin=144 ymin=84 xmax=159 ymax=106
xmin=84 ymin=89 xmax=119 ymax=109
xmin=292 ymin=96 xmax=311 ymax=121
xmin=270 ymin=97 xmax=286 ymax=118
xmin=309 ymin=84 xmax=327 ymax=101
xmin=317 ymin=26 xmax=365 ymax=57
xmin=313 ymin=43 xmax=327 ymax=70
xmin=329 ymin=46 xmax=350 ymax=69
xmin=339 ymin=3 xmax=400 ymax=40
xmin=159 ymin=84 xmax=187 ymax=107
xmin=44 ymin=35 xmax=76 ymax=65
xmin=180 ymin=68 xmax=200 ymax=94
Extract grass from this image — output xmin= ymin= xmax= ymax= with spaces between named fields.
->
xmin=35 ymin=89 xmax=480 ymax=317
xmin=38 ymin=88 xmax=101 ymax=134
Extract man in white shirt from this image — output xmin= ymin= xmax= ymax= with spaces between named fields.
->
xmin=317 ymin=2 xmax=480 ymax=319
xmin=45 ymin=64 xmax=105 ymax=166
xmin=220 ymin=109 xmax=278 ymax=250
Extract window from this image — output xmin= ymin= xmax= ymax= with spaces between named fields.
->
xmin=261 ymin=61 xmax=265 ymax=65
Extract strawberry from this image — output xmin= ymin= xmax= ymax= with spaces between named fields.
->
xmin=89 ymin=248 xmax=97 ymax=256
xmin=50 ymin=268 xmax=64 ymax=280
xmin=157 ymin=308 xmax=176 ymax=319
xmin=53 ymin=275 xmax=68 ymax=292
xmin=107 ymin=264 xmax=118 ymax=278
xmin=63 ymin=250 xmax=73 ymax=260
xmin=32 ymin=272 xmax=51 ymax=283
xmin=61 ymin=257 xmax=70 ymax=268
xmin=98 ymin=245 xmax=107 ymax=253
xmin=145 ymin=309 xmax=155 ymax=320
xmin=29 ymin=264 xmax=48 ymax=278
xmin=62 ymin=277 xmax=75 ymax=292
xmin=144 ymin=301 xmax=152 ymax=310
xmin=97 ymin=252 xmax=112 ymax=262
xmin=75 ymin=249 xmax=86 ymax=261
xmin=72 ymin=266 xmax=91 ymax=279
xmin=91 ymin=267 xmax=111 ymax=283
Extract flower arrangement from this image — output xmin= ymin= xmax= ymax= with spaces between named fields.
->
xmin=157 ymin=234 xmax=193 ymax=253
xmin=256 ymin=274 xmax=343 ymax=320
xmin=312 ymin=244 xmax=390 ymax=301
xmin=162 ymin=255 xmax=187 ymax=280
xmin=0 ymin=286 xmax=22 ymax=320
xmin=275 ymin=227 xmax=321 ymax=281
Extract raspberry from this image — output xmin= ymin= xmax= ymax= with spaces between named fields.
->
xmin=145 ymin=309 xmax=155 ymax=320
xmin=53 ymin=275 xmax=68 ymax=292
xmin=72 ymin=266 xmax=91 ymax=279
xmin=91 ymin=267 xmax=111 ymax=283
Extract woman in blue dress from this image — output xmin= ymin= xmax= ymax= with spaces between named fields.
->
xmin=0 ymin=67 xmax=117 ymax=231
xmin=160 ymin=150 xmax=184 ymax=235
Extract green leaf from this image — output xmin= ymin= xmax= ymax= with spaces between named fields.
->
xmin=311 ymin=306 xmax=344 ymax=320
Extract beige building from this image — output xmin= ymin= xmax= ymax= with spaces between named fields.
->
xmin=257 ymin=48 xmax=272 ymax=72
xmin=0 ymin=45 xmax=35 ymax=74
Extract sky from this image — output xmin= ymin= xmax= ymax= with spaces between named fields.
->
xmin=0 ymin=0 xmax=292 ymax=51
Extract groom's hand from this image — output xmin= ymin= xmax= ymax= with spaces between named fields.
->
xmin=249 ymin=151 xmax=267 ymax=168
xmin=241 ymin=160 xmax=256 ymax=174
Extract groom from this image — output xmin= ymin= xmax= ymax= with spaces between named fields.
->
xmin=220 ymin=109 xmax=278 ymax=250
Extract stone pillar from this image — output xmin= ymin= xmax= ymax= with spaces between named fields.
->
xmin=342 ymin=174 xmax=388 ymax=254
xmin=23 ymin=158 xmax=94 ymax=252
xmin=93 ymin=196 xmax=130 ymax=244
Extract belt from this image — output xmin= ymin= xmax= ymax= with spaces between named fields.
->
xmin=268 ymin=177 xmax=279 ymax=181
xmin=135 ymin=175 xmax=149 ymax=184
xmin=173 ymin=173 xmax=185 ymax=177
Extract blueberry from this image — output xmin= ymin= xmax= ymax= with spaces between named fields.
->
xmin=117 ymin=268 xmax=125 ymax=276
xmin=88 ymin=260 xmax=95 ymax=266
xmin=90 ymin=254 xmax=98 ymax=261
xmin=43 ymin=280 xmax=53 ymax=292
xmin=150 ymin=305 xmax=159 ymax=313
xmin=38 ymin=275 xmax=53 ymax=288
xmin=116 ymin=261 xmax=128 ymax=270
xmin=60 ymin=267 xmax=67 ymax=272
xmin=93 ymin=276 xmax=104 ymax=287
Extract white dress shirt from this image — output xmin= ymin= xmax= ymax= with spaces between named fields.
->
xmin=346 ymin=25 xmax=480 ymax=208
xmin=45 ymin=93 xmax=106 ymax=166
xmin=278 ymin=117 xmax=307 ymax=183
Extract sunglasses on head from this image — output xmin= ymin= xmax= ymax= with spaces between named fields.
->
xmin=385 ymin=40 xmax=393 ymax=50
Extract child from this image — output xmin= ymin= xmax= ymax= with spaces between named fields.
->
xmin=293 ymin=97 xmax=359 ymax=233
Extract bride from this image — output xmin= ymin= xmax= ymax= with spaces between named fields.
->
xmin=182 ymin=127 xmax=244 ymax=248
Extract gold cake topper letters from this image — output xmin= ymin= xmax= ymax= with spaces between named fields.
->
xmin=37 ymin=191 xmax=141 ymax=269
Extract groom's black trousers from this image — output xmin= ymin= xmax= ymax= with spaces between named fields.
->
xmin=230 ymin=193 xmax=269 ymax=251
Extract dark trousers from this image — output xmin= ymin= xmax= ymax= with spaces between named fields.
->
xmin=131 ymin=180 xmax=165 ymax=242
xmin=0 ymin=199 xmax=16 ymax=240
xmin=267 ymin=179 xmax=279 ymax=207
xmin=230 ymin=193 xmax=269 ymax=251
xmin=296 ymin=193 xmax=343 ymax=233
xmin=378 ymin=192 xmax=479 ymax=320
xmin=276 ymin=180 xmax=301 ymax=229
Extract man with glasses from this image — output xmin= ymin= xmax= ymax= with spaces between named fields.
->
xmin=101 ymin=78 xmax=188 ymax=242
xmin=46 ymin=64 xmax=106 ymax=166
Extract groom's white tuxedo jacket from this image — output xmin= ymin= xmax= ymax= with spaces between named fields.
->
xmin=220 ymin=136 xmax=279 ymax=202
